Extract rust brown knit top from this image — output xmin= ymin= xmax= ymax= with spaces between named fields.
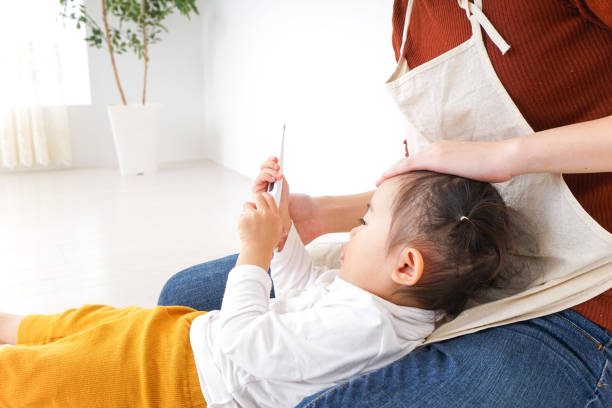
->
xmin=391 ymin=0 xmax=612 ymax=331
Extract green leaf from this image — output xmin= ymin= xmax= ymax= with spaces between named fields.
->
xmin=62 ymin=0 xmax=199 ymax=65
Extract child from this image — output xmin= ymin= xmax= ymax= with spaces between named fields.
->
xmin=0 ymin=158 xmax=513 ymax=408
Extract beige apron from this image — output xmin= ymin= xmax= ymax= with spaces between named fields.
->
xmin=385 ymin=0 xmax=612 ymax=343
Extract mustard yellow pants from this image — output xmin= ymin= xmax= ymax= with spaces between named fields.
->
xmin=0 ymin=305 xmax=207 ymax=408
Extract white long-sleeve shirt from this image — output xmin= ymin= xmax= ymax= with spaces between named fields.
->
xmin=189 ymin=223 xmax=436 ymax=408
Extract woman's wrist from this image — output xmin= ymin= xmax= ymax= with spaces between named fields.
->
xmin=505 ymin=114 xmax=612 ymax=176
xmin=501 ymin=137 xmax=526 ymax=179
xmin=316 ymin=191 xmax=374 ymax=234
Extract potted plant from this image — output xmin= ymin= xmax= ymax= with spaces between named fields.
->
xmin=60 ymin=0 xmax=199 ymax=175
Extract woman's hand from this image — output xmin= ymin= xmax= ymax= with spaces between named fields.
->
xmin=288 ymin=194 xmax=325 ymax=246
xmin=375 ymin=140 xmax=515 ymax=187
xmin=236 ymin=192 xmax=283 ymax=270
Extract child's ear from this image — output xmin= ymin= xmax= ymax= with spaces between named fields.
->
xmin=391 ymin=247 xmax=424 ymax=287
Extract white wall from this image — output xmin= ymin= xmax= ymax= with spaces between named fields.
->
xmin=201 ymin=0 xmax=407 ymax=196
xmin=68 ymin=0 xmax=207 ymax=168
xmin=68 ymin=0 xmax=408 ymax=193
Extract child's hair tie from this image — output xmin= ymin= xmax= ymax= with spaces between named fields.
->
xmin=459 ymin=215 xmax=470 ymax=222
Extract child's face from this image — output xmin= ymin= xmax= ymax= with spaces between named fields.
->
xmin=338 ymin=178 xmax=402 ymax=300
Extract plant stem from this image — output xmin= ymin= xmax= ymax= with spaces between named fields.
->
xmin=141 ymin=0 xmax=148 ymax=105
xmin=102 ymin=0 xmax=127 ymax=105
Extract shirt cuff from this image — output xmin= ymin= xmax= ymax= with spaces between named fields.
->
xmin=221 ymin=264 xmax=273 ymax=312
xmin=226 ymin=264 xmax=272 ymax=291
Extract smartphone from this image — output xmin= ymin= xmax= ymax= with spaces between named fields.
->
xmin=267 ymin=124 xmax=286 ymax=206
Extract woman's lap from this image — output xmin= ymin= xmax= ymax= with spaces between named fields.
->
xmin=298 ymin=309 xmax=611 ymax=407
xmin=159 ymin=253 xmax=242 ymax=310
xmin=158 ymin=256 xmax=611 ymax=407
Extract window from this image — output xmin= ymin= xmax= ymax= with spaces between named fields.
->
xmin=0 ymin=0 xmax=91 ymax=107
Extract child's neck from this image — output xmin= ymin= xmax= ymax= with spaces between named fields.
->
xmin=337 ymin=275 xmax=423 ymax=308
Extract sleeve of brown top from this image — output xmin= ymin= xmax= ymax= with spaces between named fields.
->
xmin=572 ymin=0 xmax=612 ymax=29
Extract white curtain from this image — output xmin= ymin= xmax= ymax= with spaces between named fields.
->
xmin=0 ymin=1 xmax=76 ymax=169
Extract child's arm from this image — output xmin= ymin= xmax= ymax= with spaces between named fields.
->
xmin=235 ymin=192 xmax=282 ymax=271
xmin=217 ymin=273 xmax=386 ymax=382
xmin=251 ymin=157 xmax=327 ymax=296
xmin=222 ymin=194 xmax=369 ymax=381
xmin=218 ymin=173 xmax=426 ymax=383
xmin=269 ymin=222 xmax=333 ymax=298
xmin=251 ymin=156 xmax=291 ymax=250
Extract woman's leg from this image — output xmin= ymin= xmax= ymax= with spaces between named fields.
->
xmin=158 ymin=253 xmax=275 ymax=310
xmin=297 ymin=309 xmax=612 ymax=408
xmin=158 ymin=254 xmax=238 ymax=310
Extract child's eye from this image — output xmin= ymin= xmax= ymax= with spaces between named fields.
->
xmin=358 ymin=217 xmax=366 ymax=225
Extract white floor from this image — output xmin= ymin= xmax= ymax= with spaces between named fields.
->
xmin=0 ymin=160 xmax=254 ymax=315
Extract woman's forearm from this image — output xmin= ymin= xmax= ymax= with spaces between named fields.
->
xmin=509 ymin=114 xmax=612 ymax=177
xmin=316 ymin=190 xmax=375 ymax=234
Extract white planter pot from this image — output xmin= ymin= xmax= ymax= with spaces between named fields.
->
xmin=107 ymin=104 xmax=162 ymax=175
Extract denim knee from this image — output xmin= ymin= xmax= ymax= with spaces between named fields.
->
xmin=157 ymin=254 xmax=239 ymax=311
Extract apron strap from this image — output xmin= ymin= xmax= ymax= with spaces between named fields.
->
xmin=398 ymin=0 xmax=416 ymax=59
xmin=458 ymin=0 xmax=511 ymax=54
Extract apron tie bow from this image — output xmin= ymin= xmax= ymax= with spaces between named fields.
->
xmin=458 ymin=0 xmax=511 ymax=55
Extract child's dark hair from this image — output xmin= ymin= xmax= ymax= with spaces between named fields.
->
xmin=387 ymin=171 xmax=515 ymax=318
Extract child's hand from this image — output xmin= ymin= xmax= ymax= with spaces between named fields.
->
xmin=236 ymin=192 xmax=283 ymax=270
xmin=252 ymin=156 xmax=282 ymax=194
xmin=252 ymin=156 xmax=292 ymax=250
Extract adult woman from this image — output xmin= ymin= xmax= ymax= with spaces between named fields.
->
xmin=160 ymin=1 xmax=612 ymax=406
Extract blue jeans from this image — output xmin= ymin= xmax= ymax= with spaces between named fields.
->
xmin=159 ymin=254 xmax=612 ymax=407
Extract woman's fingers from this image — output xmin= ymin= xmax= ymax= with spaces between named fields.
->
xmin=376 ymin=158 xmax=415 ymax=187
xmin=375 ymin=140 xmax=514 ymax=185
xmin=374 ymin=176 xmax=385 ymax=187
